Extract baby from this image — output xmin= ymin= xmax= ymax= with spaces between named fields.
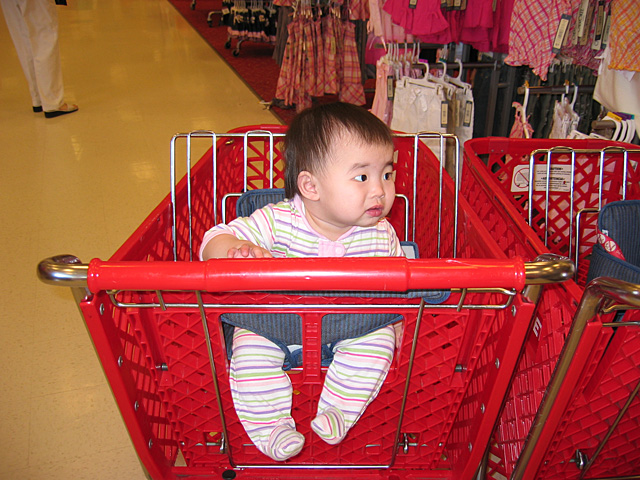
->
xmin=199 ymin=102 xmax=403 ymax=461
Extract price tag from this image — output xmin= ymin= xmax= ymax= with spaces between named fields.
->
xmin=440 ymin=101 xmax=449 ymax=128
xmin=552 ymin=14 xmax=572 ymax=54
xmin=222 ymin=7 xmax=230 ymax=14
xmin=601 ymin=11 xmax=611 ymax=48
xmin=580 ymin=3 xmax=595 ymax=46
xmin=591 ymin=0 xmax=605 ymax=50
xmin=463 ymin=100 xmax=473 ymax=127
xmin=387 ymin=76 xmax=395 ymax=100
xmin=409 ymin=0 xmax=417 ymax=9
xmin=574 ymin=0 xmax=590 ymax=41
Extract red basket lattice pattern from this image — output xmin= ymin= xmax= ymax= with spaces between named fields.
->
xmin=462 ymin=137 xmax=640 ymax=479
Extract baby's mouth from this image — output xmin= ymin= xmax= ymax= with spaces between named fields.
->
xmin=366 ymin=205 xmax=384 ymax=217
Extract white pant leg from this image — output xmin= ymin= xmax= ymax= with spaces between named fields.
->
xmin=312 ymin=324 xmax=395 ymax=444
xmin=1 ymin=0 xmax=64 ymax=110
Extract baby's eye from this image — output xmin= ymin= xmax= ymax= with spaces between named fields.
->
xmin=384 ymin=171 xmax=396 ymax=180
xmin=354 ymin=174 xmax=368 ymax=182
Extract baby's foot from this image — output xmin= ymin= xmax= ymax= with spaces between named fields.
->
xmin=266 ymin=423 xmax=305 ymax=461
xmin=311 ymin=407 xmax=346 ymax=445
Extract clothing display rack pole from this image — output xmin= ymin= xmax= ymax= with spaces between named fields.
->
xmin=516 ymin=85 xmax=595 ymax=95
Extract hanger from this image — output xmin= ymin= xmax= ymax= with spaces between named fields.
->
xmin=445 ymin=59 xmax=471 ymax=89
xmin=624 ymin=119 xmax=635 ymax=143
xmin=561 ymin=82 xmax=569 ymax=104
xmin=522 ymin=81 xmax=530 ymax=118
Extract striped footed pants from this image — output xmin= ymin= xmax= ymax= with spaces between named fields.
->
xmin=228 ymin=324 xmax=396 ymax=461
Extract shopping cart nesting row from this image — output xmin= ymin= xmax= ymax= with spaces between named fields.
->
xmin=38 ymin=127 xmax=573 ymax=480
xmin=461 ymin=137 xmax=640 ymax=480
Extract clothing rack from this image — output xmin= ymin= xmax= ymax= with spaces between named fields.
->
xmin=516 ymin=84 xmax=595 ymax=95
xmin=392 ymin=58 xmax=513 ymax=137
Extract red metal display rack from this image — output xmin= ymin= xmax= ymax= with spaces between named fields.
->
xmin=37 ymin=128 xmax=573 ymax=480
xmin=461 ymin=137 xmax=640 ymax=480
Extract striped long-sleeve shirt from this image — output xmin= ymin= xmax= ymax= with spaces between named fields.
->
xmin=199 ymin=194 xmax=404 ymax=259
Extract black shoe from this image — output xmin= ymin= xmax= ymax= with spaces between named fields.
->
xmin=44 ymin=103 xmax=78 ymax=118
xmin=33 ymin=106 xmax=43 ymax=113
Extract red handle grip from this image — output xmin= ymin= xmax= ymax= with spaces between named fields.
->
xmin=87 ymin=257 xmax=526 ymax=293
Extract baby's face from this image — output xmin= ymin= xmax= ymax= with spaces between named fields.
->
xmin=308 ymin=134 xmax=396 ymax=239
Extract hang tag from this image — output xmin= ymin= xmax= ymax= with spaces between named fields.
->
xmin=601 ymin=11 xmax=611 ymax=48
xmin=591 ymin=0 xmax=605 ymax=50
xmin=552 ymin=14 xmax=572 ymax=54
xmin=580 ymin=3 xmax=595 ymax=46
xmin=222 ymin=7 xmax=230 ymax=14
xmin=453 ymin=0 xmax=461 ymax=10
xmin=441 ymin=101 xmax=449 ymax=128
xmin=387 ymin=76 xmax=395 ymax=100
xmin=463 ymin=100 xmax=473 ymax=127
xmin=575 ymin=0 xmax=590 ymax=41
xmin=409 ymin=0 xmax=418 ymax=9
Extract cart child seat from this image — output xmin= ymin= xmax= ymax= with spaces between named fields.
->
xmin=586 ymin=199 xmax=640 ymax=285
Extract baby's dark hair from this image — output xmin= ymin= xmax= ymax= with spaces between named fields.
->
xmin=284 ymin=102 xmax=394 ymax=198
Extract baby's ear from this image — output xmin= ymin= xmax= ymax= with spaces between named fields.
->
xmin=297 ymin=171 xmax=320 ymax=200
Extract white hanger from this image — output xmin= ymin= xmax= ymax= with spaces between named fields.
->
xmin=624 ymin=119 xmax=636 ymax=143
xmin=522 ymin=82 xmax=530 ymax=118
xmin=445 ymin=59 xmax=471 ymax=89
xmin=610 ymin=117 xmax=622 ymax=141
xmin=561 ymin=83 xmax=569 ymax=103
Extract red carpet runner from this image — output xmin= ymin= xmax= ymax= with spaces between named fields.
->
xmin=167 ymin=0 xmax=294 ymax=123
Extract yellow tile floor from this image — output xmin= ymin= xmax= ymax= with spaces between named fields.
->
xmin=0 ymin=1 xmax=279 ymax=478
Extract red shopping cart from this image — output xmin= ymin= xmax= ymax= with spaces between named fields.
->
xmin=38 ymin=127 xmax=572 ymax=480
xmin=461 ymin=137 xmax=640 ymax=480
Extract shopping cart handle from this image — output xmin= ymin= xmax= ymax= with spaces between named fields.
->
xmin=38 ymin=254 xmax=574 ymax=293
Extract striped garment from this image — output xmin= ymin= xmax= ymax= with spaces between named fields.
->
xmin=202 ymin=194 xmax=403 ymax=460
xmin=199 ymin=194 xmax=404 ymax=259
xmin=229 ymin=325 xmax=396 ymax=459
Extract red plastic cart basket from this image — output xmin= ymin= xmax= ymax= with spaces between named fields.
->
xmin=461 ymin=137 xmax=640 ymax=480
xmin=38 ymin=128 xmax=572 ymax=480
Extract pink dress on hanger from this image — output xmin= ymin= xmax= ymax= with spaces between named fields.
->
xmin=349 ymin=0 xmax=370 ymax=21
xmin=370 ymin=58 xmax=394 ymax=125
xmin=509 ymin=102 xmax=534 ymax=138
xmin=506 ymin=0 xmax=580 ymax=81
xmin=339 ymin=18 xmax=366 ymax=105
xmin=491 ymin=0 xmax=516 ymax=53
xmin=369 ymin=0 xmax=414 ymax=43
xmin=409 ymin=0 xmax=449 ymax=37
xmin=323 ymin=14 xmax=340 ymax=95
xmin=459 ymin=0 xmax=494 ymax=52
xmin=382 ymin=0 xmax=448 ymax=38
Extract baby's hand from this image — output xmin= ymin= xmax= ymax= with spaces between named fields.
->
xmin=227 ymin=243 xmax=273 ymax=258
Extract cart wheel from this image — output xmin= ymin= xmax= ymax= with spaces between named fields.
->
xmin=224 ymin=40 xmax=231 ymax=49
xmin=233 ymin=49 xmax=240 ymax=57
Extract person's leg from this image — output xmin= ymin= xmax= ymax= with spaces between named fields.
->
xmin=312 ymin=324 xmax=395 ymax=444
xmin=23 ymin=0 xmax=65 ymax=111
xmin=1 ymin=0 xmax=42 ymax=108
xmin=229 ymin=328 xmax=304 ymax=461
